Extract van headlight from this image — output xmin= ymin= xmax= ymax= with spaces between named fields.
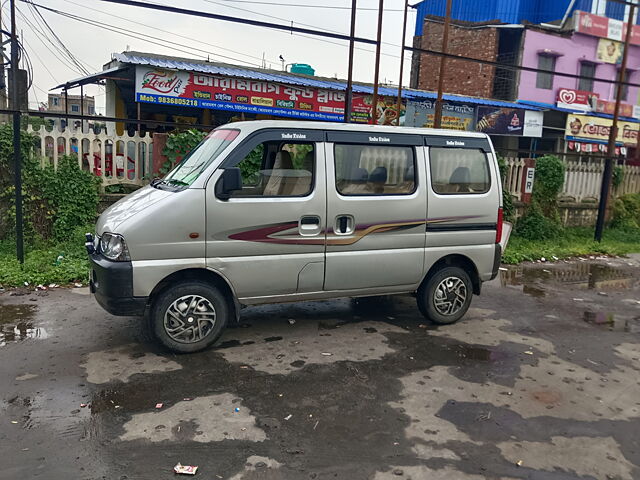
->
xmin=99 ymin=233 xmax=131 ymax=261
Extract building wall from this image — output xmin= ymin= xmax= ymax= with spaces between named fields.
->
xmin=517 ymin=29 xmax=640 ymax=105
xmin=412 ymin=0 xmax=596 ymax=36
xmin=47 ymin=94 xmax=95 ymax=115
xmin=413 ymin=20 xmax=498 ymax=98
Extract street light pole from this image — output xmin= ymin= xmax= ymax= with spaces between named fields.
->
xmin=370 ymin=0 xmax=384 ymax=125
xmin=394 ymin=0 xmax=409 ymax=126
xmin=594 ymin=0 xmax=636 ymax=242
xmin=433 ymin=0 xmax=452 ymax=129
xmin=344 ymin=0 xmax=357 ymax=123
xmin=10 ymin=0 xmax=23 ymax=263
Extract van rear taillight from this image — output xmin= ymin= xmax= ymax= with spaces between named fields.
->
xmin=495 ymin=207 xmax=503 ymax=244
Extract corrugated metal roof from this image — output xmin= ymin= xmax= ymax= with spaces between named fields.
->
xmin=115 ymin=51 xmax=538 ymax=110
xmin=52 ymin=66 xmax=127 ymax=90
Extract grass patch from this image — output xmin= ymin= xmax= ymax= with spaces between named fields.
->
xmin=0 ymin=228 xmax=90 ymax=288
xmin=503 ymin=226 xmax=640 ymax=264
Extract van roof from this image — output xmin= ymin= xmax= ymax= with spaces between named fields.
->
xmin=221 ymin=120 xmax=489 ymax=140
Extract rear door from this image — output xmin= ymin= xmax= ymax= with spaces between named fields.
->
xmin=205 ymin=128 xmax=326 ymax=299
xmin=323 ymin=132 xmax=427 ymax=291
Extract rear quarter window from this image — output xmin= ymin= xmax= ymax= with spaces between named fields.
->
xmin=429 ymin=147 xmax=490 ymax=195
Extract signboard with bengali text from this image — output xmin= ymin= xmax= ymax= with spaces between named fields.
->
xmin=565 ymin=113 xmax=639 ymax=145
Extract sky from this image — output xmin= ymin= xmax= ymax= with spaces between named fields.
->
xmin=5 ymin=0 xmax=418 ymax=113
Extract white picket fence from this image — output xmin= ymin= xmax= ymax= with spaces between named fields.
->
xmin=502 ymin=157 xmax=640 ymax=202
xmin=27 ymin=124 xmax=154 ymax=187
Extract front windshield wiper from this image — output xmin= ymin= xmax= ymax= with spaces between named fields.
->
xmin=150 ymin=178 xmax=186 ymax=190
xmin=165 ymin=179 xmax=189 ymax=186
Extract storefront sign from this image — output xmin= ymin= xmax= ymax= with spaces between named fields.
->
xmin=574 ymin=10 xmax=640 ymax=46
xmin=596 ymin=38 xmax=624 ymax=64
xmin=567 ymin=141 xmax=626 ymax=156
xmin=556 ymin=88 xmax=599 ymax=111
xmin=565 ymin=113 xmax=639 ymax=145
xmin=135 ymin=67 xmax=405 ymax=123
xmin=404 ymin=100 xmax=476 ymax=130
xmin=595 ymin=99 xmax=634 ymax=117
xmin=476 ymin=107 xmax=543 ymax=137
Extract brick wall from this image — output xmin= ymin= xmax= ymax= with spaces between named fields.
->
xmin=412 ymin=18 xmax=499 ymax=98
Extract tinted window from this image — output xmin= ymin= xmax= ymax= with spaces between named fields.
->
xmin=536 ymin=55 xmax=556 ymax=90
xmin=334 ymin=144 xmax=416 ymax=196
xmin=230 ymin=141 xmax=314 ymax=197
xmin=430 ymin=147 xmax=490 ymax=194
xmin=578 ymin=62 xmax=596 ymax=92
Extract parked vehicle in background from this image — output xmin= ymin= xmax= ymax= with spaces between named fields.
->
xmin=86 ymin=120 xmax=505 ymax=353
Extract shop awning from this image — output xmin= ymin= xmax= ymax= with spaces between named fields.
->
xmin=518 ymin=99 xmax=638 ymax=123
xmin=52 ymin=66 xmax=129 ymax=90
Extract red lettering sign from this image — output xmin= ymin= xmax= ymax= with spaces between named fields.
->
xmin=575 ymin=10 xmax=640 ymax=46
xmin=595 ymin=99 xmax=634 ymax=117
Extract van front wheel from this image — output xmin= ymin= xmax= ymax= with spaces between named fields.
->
xmin=417 ymin=266 xmax=472 ymax=325
xmin=150 ymin=281 xmax=228 ymax=353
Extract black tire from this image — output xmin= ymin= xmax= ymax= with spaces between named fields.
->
xmin=150 ymin=281 xmax=229 ymax=353
xmin=417 ymin=266 xmax=473 ymax=325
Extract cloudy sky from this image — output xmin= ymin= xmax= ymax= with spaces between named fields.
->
xmin=7 ymin=0 xmax=418 ymax=113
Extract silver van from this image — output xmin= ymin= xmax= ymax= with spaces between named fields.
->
xmin=87 ymin=120 xmax=504 ymax=353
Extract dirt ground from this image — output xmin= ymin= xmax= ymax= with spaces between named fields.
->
xmin=1 ymin=255 xmax=639 ymax=480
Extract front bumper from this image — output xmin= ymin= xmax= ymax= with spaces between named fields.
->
xmin=89 ymin=253 xmax=147 ymax=316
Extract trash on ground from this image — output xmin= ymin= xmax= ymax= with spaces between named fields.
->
xmin=540 ymin=257 xmax=546 ymax=262
xmin=80 ymin=403 xmax=87 ymax=408
xmin=11 ymin=420 xmax=18 ymax=424
xmin=573 ymin=298 xmax=584 ymax=302
xmin=418 ymin=324 xmax=428 ymax=328
xmin=313 ymin=420 xmax=319 ymax=430
xmin=321 ymin=352 xmax=332 ymax=356
xmin=284 ymin=414 xmax=292 ymax=421
xmin=288 ymin=318 xmax=296 ymax=325
xmin=597 ymin=292 xmax=608 ymax=296
xmin=155 ymin=403 xmax=163 ymax=409
xmin=48 ymin=283 xmax=58 ymax=288
xmin=74 ymin=283 xmax=83 ymax=288
xmin=174 ymin=463 xmax=198 ymax=475
xmin=234 ymin=407 xmax=240 ymax=412
xmin=516 ymin=460 xmax=523 ymax=467
xmin=498 ymin=267 xmax=508 ymax=271
xmin=387 ymin=316 xmax=395 ymax=320
xmin=524 ymin=351 xmax=533 ymax=355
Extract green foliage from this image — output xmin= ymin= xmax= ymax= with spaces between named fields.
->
xmin=0 ymin=227 xmax=91 ymax=287
xmin=239 ymin=143 xmax=264 ymax=185
xmin=0 ymin=123 xmax=101 ymax=242
xmin=611 ymin=193 xmax=640 ymax=229
xmin=503 ymin=226 xmax=640 ymax=264
xmin=612 ymin=166 xmax=624 ymax=189
xmin=161 ymin=129 xmax=207 ymax=175
xmin=515 ymin=155 xmax=565 ymax=240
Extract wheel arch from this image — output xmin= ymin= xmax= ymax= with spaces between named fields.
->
xmin=148 ymin=268 xmax=240 ymax=322
xmin=422 ymin=254 xmax=481 ymax=295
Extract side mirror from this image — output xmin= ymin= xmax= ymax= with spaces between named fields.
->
xmin=216 ymin=167 xmax=243 ymax=200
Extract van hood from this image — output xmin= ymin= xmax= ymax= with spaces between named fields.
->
xmin=96 ymin=186 xmax=174 ymax=234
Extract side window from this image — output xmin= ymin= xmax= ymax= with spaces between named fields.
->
xmin=429 ymin=147 xmax=490 ymax=195
xmin=334 ymin=144 xmax=416 ymax=196
xmin=230 ymin=141 xmax=315 ymax=197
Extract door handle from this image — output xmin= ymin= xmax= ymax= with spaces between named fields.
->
xmin=299 ymin=215 xmax=321 ymax=236
xmin=335 ymin=215 xmax=355 ymax=235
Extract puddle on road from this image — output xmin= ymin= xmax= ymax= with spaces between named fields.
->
xmin=0 ymin=304 xmax=46 ymax=347
xmin=500 ymin=263 xmax=634 ymax=297
xmin=583 ymin=311 xmax=640 ymax=333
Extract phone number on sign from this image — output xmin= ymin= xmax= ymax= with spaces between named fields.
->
xmin=139 ymin=94 xmax=198 ymax=107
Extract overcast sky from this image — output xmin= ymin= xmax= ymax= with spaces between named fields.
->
xmin=7 ymin=0 xmax=417 ymax=112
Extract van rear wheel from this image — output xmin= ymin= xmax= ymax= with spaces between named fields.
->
xmin=150 ymin=281 xmax=228 ymax=353
xmin=417 ymin=266 xmax=472 ymax=325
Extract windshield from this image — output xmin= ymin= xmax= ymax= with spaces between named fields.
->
xmin=162 ymin=129 xmax=239 ymax=186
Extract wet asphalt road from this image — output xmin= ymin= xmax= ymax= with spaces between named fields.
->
xmin=1 ymin=256 xmax=640 ymax=480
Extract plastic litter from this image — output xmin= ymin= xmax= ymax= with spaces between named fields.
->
xmin=516 ymin=460 xmax=523 ymax=467
xmin=155 ymin=403 xmax=163 ymax=409
xmin=321 ymin=352 xmax=332 ymax=356
xmin=11 ymin=420 xmax=18 ymax=424
xmin=80 ymin=403 xmax=87 ymax=408
xmin=284 ymin=414 xmax=292 ymax=420
xmin=498 ymin=267 xmax=508 ymax=271
xmin=524 ymin=351 xmax=533 ymax=355
xmin=74 ymin=283 xmax=83 ymax=288
xmin=234 ymin=407 xmax=240 ymax=412
xmin=174 ymin=463 xmax=198 ymax=475
xmin=288 ymin=319 xmax=296 ymax=325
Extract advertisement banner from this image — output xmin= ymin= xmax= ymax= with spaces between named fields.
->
xmin=596 ymin=38 xmax=624 ymax=64
xmin=595 ymin=99 xmax=634 ymax=117
xmin=556 ymin=88 xmax=599 ymax=111
xmin=523 ymin=110 xmax=544 ymax=137
xmin=404 ymin=100 xmax=475 ymax=130
xmin=135 ymin=67 xmax=405 ymax=124
xmin=351 ymin=94 xmax=406 ymax=125
xmin=574 ymin=10 xmax=640 ymax=46
xmin=475 ymin=107 xmax=543 ymax=137
xmin=565 ymin=114 xmax=639 ymax=145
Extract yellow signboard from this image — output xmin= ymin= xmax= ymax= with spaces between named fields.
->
xmin=565 ymin=114 xmax=639 ymax=145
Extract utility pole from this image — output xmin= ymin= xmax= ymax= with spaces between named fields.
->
xmin=0 ymin=6 xmax=8 ymax=121
xmin=394 ymin=0 xmax=409 ymax=126
xmin=344 ymin=0 xmax=357 ymax=123
xmin=10 ymin=0 xmax=24 ymax=263
xmin=370 ymin=0 xmax=384 ymax=125
xmin=433 ymin=0 xmax=452 ymax=129
xmin=594 ymin=0 xmax=636 ymax=242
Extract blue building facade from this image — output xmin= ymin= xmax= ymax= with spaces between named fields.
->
xmin=413 ymin=0 xmax=631 ymax=36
